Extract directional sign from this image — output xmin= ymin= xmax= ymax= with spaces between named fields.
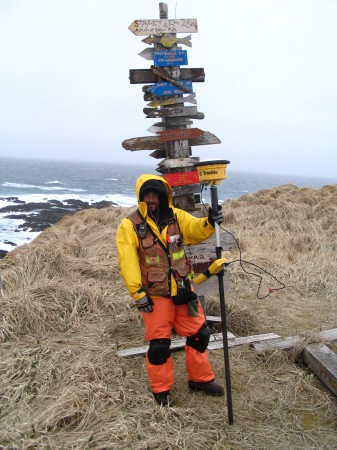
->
xmin=147 ymin=93 xmax=197 ymax=108
xmin=122 ymin=131 xmax=220 ymax=151
xmin=147 ymin=81 xmax=193 ymax=96
xmin=150 ymin=65 xmax=193 ymax=93
xmin=156 ymin=128 xmax=203 ymax=142
xmin=144 ymin=105 xmax=198 ymax=118
xmin=138 ymin=48 xmax=153 ymax=61
xmin=153 ymin=50 xmax=188 ymax=67
xmin=128 ymin=19 xmax=198 ymax=36
xmin=130 ymin=68 xmax=205 ymax=84
xmin=163 ymin=170 xmax=200 ymax=186
xmin=142 ymin=35 xmax=192 ymax=48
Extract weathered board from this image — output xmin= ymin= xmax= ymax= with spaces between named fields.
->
xmin=144 ymin=105 xmax=198 ymax=118
xmin=153 ymin=50 xmax=188 ymax=67
xmin=156 ymin=128 xmax=202 ymax=141
xmin=250 ymin=328 xmax=337 ymax=353
xmin=130 ymin=68 xmax=205 ymax=84
xmin=302 ymin=344 xmax=337 ymax=397
xmin=117 ymin=332 xmax=280 ymax=358
xmin=142 ymin=34 xmax=192 ymax=48
xmin=122 ymin=131 xmax=220 ymax=151
xmin=128 ymin=18 xmax=198 ymax=36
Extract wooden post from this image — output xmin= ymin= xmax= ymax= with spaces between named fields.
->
xmin=156 ymin=3 xmax=197 ymax=210
xmin=125 ymin=3 xmax=221 ymax=211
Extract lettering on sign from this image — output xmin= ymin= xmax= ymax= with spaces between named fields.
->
xmin=153 ymin=50 xmax=188 ymax=67
xmin=128 ymin=19 xmax=198 ymax=36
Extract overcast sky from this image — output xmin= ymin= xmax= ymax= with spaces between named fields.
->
xmin=0 ymin=0 xmax=336 ymax=178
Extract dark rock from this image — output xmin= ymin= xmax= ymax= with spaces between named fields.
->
xmin=0 ymin=250 xmax=8 ymax=259
xmin=2 ymin=198 xmax=117 ymax=233
xmin=4 ymin=240 xmax=17 ymax=247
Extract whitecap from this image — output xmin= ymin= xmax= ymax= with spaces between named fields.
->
xmin=2 ymin=182 xmax=84 ymax=192
xmin=44 ymin=180 xmax=63 ymax=185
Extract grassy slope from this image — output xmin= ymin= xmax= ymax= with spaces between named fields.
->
xmin=0 ymin=184 xmax=336 ymax=449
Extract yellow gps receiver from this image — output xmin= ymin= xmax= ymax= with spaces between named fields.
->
xmin=195 ymin=159 xmax=230 ymax=186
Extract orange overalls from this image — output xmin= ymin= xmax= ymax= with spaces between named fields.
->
xmin=128 ymin=210 xmax=214 ymax=393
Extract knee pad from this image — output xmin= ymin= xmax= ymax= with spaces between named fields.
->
xmin=186 ymin=323 xmax=210 ymax=353
xmin=148 ymin=339 xmax=171 ymax=365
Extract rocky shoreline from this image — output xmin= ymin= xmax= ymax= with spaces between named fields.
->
xmin=0 ymin=197 xmax=117 ymax=258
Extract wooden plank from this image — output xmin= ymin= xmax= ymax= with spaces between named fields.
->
xmin=302 ymin=344 xmax=337 ymax=397
xmin=149 ymin=149 xmax=166 ymax=159
xmin=122 ymin=131 xmax=217 ymax=151
xmin=250 ymin=328 xmax=337 ymax=353
xmin=189 ymin=131 xmax=220 ymax=145
xmin=144 ymin=105 xmax=198 ymax=118
xmin=157 ymin=128 xmax=203 ymax=142
xmin=117 ymin=332 xmax=280 ymax=358
xmin=142 ymin=34 xmax=192 ymax=48
xmin=128 ymin=18 xmax=198 ymax=36
xmin=158 ymin=157 xmax=200 ymax=170
xmin=130 ymin=68 xmax=205 ymax=84
xmin=118 ymin=332 xmax=235 ymax=357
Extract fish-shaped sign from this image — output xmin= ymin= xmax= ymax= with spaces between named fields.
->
xmin=147 ymin=93 xmax=197 ymax=108
xmin=142 ymin=34 xmax=192 ymax=48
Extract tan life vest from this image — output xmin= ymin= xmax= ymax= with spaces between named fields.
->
xmin=127 ymin=210 xmax=192 ymax=297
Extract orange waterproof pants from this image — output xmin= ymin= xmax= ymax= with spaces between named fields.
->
xmin=141 ymin=297 xmax=215 ymax=393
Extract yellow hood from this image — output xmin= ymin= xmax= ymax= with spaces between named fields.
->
xmin=136 ymin=174 xmax=172 ymax=212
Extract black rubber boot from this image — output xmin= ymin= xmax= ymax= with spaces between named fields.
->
xmin=153 ymin=390 xmax=174 ymax=406
xmin=188 ymin=380 xmax=224 ymax=396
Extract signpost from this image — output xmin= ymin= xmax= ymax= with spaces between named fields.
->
xmin=123 ymin=2 xmax=221 ymax=211
xmin=153 ymin=50 xmax=188 ymax=67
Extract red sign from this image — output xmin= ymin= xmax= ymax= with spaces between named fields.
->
xmin=164 ymin=170 xmax=200 ymax=187
xmin=157 ymin=128 xmax=203 ymax=142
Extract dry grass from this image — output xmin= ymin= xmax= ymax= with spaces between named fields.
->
xmin=0 ymin=184 xmax=336 ymax=449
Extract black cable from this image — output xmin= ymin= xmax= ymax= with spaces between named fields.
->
xmin=200 ymin=186 xmax=286 ymax=299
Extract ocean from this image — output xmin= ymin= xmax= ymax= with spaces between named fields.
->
xmin=0 ymin=157 xmax=335 ymax=252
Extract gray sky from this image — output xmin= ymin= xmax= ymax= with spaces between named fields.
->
xmin=0 ymin=0 xmax=336 ymax=178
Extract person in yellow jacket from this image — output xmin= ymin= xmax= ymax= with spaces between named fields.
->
xmin=116 ymin=174 xmax=224 ymax=406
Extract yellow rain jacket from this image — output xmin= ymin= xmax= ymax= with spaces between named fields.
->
xmin=116 ymin=174 xmax=215 ymax=301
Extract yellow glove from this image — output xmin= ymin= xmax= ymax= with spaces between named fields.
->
xmin=193 ymin=257 xmax=228 ymax=285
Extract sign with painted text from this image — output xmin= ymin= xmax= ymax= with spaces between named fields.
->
xmin=128 ymin=19 xmax=198 ymax=36
xmin=157 ymin=128 xmax=203 ymax=142
xmin=163 ymin=170 xmax=200 ymax=186
xmin=147 ymin=81 xmax=193 ymax=96
xmin=153 ymin=50 xmax=188 ymax=67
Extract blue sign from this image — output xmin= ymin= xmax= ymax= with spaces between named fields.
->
xmin=153 ymin=50 xmax=188 ymax=67
xmin=147 ymin=81 xmax=193 ymax=96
